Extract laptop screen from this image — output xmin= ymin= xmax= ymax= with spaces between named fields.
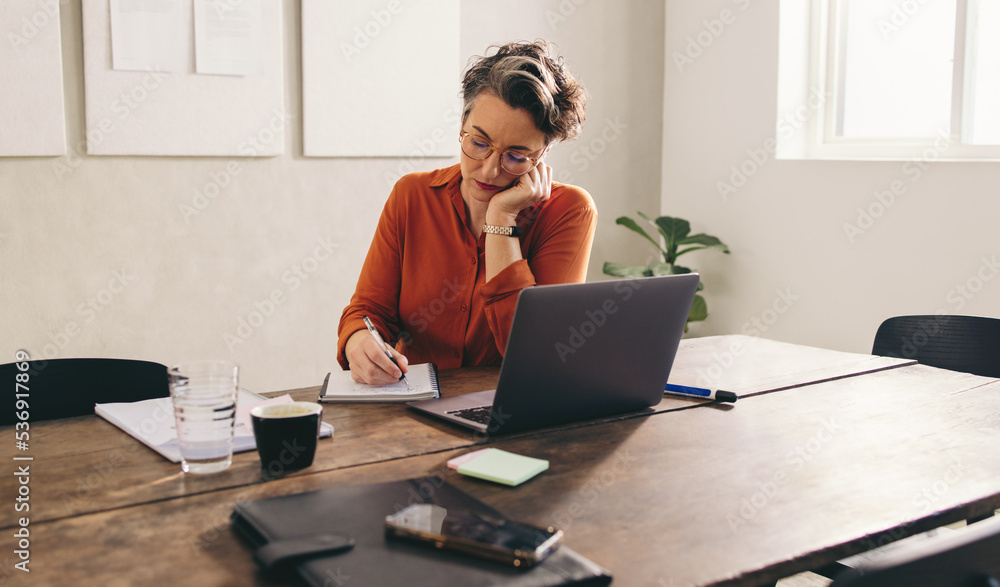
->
xmin=487 ymin=274 xmax=699 ymax=434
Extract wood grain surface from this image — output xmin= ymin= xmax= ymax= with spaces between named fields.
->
xmin=2 ymin=356 xmax=998 ymax=586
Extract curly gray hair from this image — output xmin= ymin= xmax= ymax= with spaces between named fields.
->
xmin=461 ymin=40 xmax=587 ymax=144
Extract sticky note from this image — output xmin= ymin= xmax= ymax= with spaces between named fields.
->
xmin=456 ymin=448 xmax=548 ymax=486
xmin=446 ymin=448 xmax=491 ymax=470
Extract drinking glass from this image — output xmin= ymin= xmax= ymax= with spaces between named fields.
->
xmin=168 ymin=361 xmax=239 ymax=474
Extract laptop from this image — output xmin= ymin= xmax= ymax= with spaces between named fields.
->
xmin=407 ymin=273 xmax=699 ymax=435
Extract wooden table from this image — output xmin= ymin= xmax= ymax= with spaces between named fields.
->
xmin=2 ymin=336 xmax=998 ymax=586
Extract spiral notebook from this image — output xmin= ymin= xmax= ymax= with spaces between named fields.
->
xmin=318 ymin=363 xmax=439 ymax=403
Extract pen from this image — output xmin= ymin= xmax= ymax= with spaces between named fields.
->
xmin=362 ymin=315 xmax=411 ymax=390
xmin=664 ymin=383 xmax=738 ymax=403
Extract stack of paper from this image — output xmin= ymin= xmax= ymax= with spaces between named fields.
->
xmin=95 ymin=389 xmax=333 ymax=463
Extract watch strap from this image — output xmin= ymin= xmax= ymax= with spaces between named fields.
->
xmin=482 ymin=224 xmax=522 ymax=237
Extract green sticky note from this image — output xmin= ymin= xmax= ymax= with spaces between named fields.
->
xmin=456 ymin=448 xmax=549 ymax=486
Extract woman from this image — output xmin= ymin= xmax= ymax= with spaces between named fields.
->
xmin=338 ymin=40 xmax=596 ymax=384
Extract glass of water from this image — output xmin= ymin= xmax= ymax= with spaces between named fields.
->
xmin=168 ymin=361 xmax=239 ymax=474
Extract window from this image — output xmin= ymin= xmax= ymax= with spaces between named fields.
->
xmin=777 ymin=0 xmax=1000 ymax=160
xmin=966 ymin=0 xmax=1000 ymax=144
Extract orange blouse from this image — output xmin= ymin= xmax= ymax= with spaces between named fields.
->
xmin=337 ymin=164 xmax=597 ymax=370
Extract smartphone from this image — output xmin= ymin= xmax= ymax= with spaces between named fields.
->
xmin=384 ymin=503 xmax=562 ymax=568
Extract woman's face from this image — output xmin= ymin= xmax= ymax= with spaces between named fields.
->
xmin=459 ymin=93 xmax=547 ymax=205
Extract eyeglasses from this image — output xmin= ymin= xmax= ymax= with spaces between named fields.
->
xmin=459 ymin=131 xmax=545 ymax=176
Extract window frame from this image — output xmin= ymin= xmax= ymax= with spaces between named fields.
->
xmin=783 ymin=0 xmax=1000 ymax=161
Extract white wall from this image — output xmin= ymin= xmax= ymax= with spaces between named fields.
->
xmin=662 ymin=1 xmax=1000 ymax=353
xmin=0 ymin=0 xmax=665 ymax=392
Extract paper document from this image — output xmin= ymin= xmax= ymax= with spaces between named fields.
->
xmin=110 ymin=0 xmax=187 ymax=72
xmin=194 ymin=0 xmax=263 ymax=75
xmin=96 ymin=389 xmax=334 ymax=463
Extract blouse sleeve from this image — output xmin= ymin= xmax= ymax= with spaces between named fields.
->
xmin=479 ymin=189 xmax=598 ymax=355
xmin=336 ymin=187 xmax=405 ymax=370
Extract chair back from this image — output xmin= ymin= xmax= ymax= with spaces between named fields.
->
xmin=830 ymin=516 xmax=1000 ymax=586
xmin=0 ymin=358 xmax=168 ymax=425
xmin=872 ymin=315 xmax=1000 ymax=378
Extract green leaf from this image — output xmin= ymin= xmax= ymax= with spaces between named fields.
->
xmin=647 ymin=262 xmax=675 ymax=276
xmin=687 ymin=294 xmax=708 ymax=322
xmin=603 ymin=262 xmax=650 ymax=278
xmin=650 ymin=216 xmax=691 ymax=243
xmin=637 ymin=212 xmax=675 ymax=262
xmin=636 ymin=211 xmax=659 ymax=226
xmin=615 ymin=216 xmax=665 ymax=255
xmin=655 ymin=216 xmax=690 ymax=240
xmin=610 ymin=214 xmax=724 ymax=329
xmin=678 ymin=233 xmax=730 ymax=253
xmin=652 ymin=216 xmax=691 ymax=263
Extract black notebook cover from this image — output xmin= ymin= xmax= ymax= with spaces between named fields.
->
xmin=231 ymin=477 xmax=613 ymax=586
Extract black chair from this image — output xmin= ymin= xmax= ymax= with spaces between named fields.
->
xmin=871 ymin=315 xmax=1000 ymax=378
xmin=874 ymin=315 xmax=999 ymax=520
xmin=829 ymin=516 xmax=1000 ymax=587
xmin=804 ymin=315 xmax=1000 ymax=583
xmin=0 ymin=358 xmax=168 ymax=426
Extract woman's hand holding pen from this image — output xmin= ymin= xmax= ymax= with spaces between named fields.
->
xmin=344 ymin=329 xmax=409 ymax=385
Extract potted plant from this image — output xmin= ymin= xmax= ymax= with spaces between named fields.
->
xmin=603 ymin=213 xmax=730 ymax=327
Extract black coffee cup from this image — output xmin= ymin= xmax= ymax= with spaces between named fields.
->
xmin=250 ymin=402 xmax=323 ymax=474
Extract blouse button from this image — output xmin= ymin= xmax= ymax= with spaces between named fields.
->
xmin=471 ymin=257 xmax=477 ymax=265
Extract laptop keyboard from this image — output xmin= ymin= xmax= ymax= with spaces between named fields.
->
xmin=446 ymin=406 xmax=492 ymax=425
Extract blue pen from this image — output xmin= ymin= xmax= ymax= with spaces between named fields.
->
xmin=665 ymin=383 xmax=738 ymax=403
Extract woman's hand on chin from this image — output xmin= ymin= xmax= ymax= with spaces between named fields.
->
xmin=486 ymin=163 xmax=552 ymax=221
